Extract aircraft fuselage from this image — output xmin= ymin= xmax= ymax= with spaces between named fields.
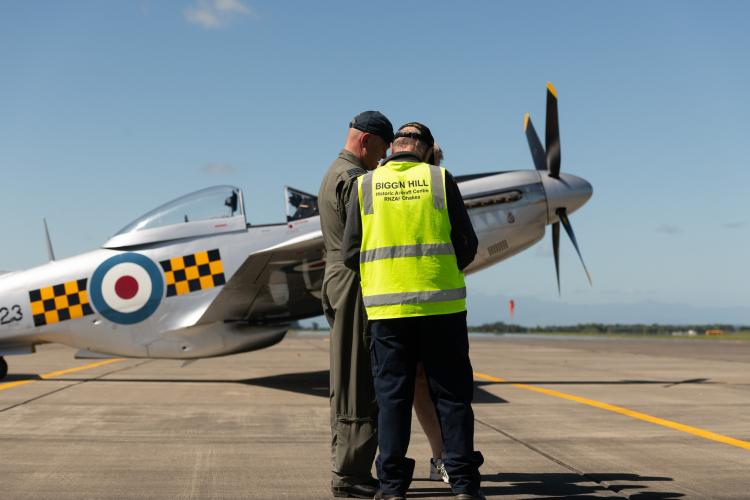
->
xmin=0 ymin=169 xmax=591 ymax=364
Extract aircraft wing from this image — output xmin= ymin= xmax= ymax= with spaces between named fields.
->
xmin=197 ymin=230 xmax=325 ymax=325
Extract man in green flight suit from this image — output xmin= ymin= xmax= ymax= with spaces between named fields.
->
xmin=319 ymin=111 xmax=393 ymax=498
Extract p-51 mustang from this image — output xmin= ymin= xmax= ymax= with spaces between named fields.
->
xmin=0 ymin=83 xmax=592 ymax=379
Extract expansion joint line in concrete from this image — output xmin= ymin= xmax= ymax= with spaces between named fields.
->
xmin=0 ymin=359 xmax=153 ymax=414
xmin=474 ymin=417 xmax=631 ymax=499
xmin=473 ymin=371 xmax=750 ymax=452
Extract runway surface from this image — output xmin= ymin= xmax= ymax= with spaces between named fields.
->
xmin=1 ymin=333 xmax=748 ymax=499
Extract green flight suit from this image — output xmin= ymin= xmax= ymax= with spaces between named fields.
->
xmin=318 ymin=149 xmax=378 ymax=487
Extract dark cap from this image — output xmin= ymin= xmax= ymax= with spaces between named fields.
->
xmin=349 ymin=111 xmax=394 ymax=143
xmin=395 ymin=122 xmax=434 ymax=148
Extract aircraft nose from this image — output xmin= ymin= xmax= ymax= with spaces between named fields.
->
xmin=541 ymin=172 xmax=593 ymax=223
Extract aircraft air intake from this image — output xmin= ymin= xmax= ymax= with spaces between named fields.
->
xmin=463 ymin=189 xmax=523 ymax=209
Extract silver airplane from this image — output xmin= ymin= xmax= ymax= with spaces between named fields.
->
xmin=0 ymin=83 xmax=592 ymax=380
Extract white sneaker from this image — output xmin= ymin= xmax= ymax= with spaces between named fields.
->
xmin=429 ymin=458 xmax=450 ymax=483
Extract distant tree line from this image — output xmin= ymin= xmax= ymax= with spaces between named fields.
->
xmin=467 ymin=322 xmax=750 ymax=334
xmin=294 ymin=321 xmax=749 ymax=334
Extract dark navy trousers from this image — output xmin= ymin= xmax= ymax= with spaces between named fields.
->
xmin=369 ymin=311 xmax=483 ymax=496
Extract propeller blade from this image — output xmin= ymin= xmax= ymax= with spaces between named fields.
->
xmin=545 ymin=82 xmax=561 ymax=178
xmin=524 ymin=113 xmax=547 ymax=172
xmin=552 ymin=221 xmax=561 ymax=295
xmin=557 ymin=208 xmax=592 ymax=285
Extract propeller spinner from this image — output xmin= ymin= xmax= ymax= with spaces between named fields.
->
xmin=524 ymin=83 xmax=593 ymax=294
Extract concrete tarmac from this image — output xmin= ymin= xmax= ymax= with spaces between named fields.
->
xmin=1 ymin=333 xmax=748 ymax=499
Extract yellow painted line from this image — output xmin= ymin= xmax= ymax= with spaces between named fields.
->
xmin=39 ymin=358 xmax=123 ymax=379
xmin=474 ymin=371 xmax=750 ymax=452
xmin=0 ymin=358 xmax=125 ymax=392
xmin=0 ymin=380 xmax=35 ymax=392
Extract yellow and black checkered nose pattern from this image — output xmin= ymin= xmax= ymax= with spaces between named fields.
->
xmin=160 ymin=249 xmax=226 ymax=297
xmin=29 ymin=279 xmax=94 ymax=327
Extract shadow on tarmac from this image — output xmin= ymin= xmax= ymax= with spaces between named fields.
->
xmin=45 ymin=370 xmax=509 ymax=402
xmin=473 ymin=381 xmax=508 ymax=404
xmin=408 ymin=472 xmax=683 ymax=498
xmin=1 ymin=374 xmax=43 ymax=381
xmin=242 ymin=371 xmax=508 ymax=403
xmin=29 ymin=370 xmax=712 ymax=400
xmin=47 ymin=370 xmax=507 ymax=404
xmin=240 ymin=369 xmax=330 ymax=398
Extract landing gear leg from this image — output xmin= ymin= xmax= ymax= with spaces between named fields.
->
xmin=0 ymin=357 xmax=7 ymax=380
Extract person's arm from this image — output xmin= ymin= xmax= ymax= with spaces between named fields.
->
xmin=445 ymin=170 xmax=478 ymax=270
xmin=342 ymin=180 xmax=363 ymax=271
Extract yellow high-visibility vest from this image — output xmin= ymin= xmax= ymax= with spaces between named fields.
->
xmin=357 ymin=161 xmax=466 ymax=320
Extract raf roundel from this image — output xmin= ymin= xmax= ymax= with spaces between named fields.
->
xmin=90 ymin=253 xmax=164 ymax=325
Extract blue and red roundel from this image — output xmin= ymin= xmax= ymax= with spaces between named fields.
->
xmin=90 ymin=253 xmax=164 ymax=325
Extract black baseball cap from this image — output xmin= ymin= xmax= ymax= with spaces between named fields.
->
xmin=395 ymin=122 xmax=434 ymax=148
xmin=349 ymin=111 xmax=394 ymax=143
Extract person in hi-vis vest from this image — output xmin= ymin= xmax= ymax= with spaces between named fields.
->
xmin=343 ymin=122 xmax=485 ymax=500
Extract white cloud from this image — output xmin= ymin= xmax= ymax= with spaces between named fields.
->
xmin=723 ymin=221 xmax=746 ymax=229
xmin=185 ymin=7 xmax=221 ymax=28
xmin=215 ymin=0 xmax=250 ymax=14
xmin=184 ymin=0 xmax=252 ymax=29
xmin=201 ymin=163 xmax=236 ymax=174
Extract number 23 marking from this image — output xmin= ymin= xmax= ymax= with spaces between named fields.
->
xmin=0 ymin=305 xmax=23 ymax=325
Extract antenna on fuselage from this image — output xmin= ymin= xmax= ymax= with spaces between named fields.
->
xmin=43 ymin=218 xmax=56 ymax=262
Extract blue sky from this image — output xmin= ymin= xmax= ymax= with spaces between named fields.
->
xmin=1 ymin=1 xmax=748 ymax=325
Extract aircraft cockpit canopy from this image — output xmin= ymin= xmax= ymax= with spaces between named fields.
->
xmin=104 ymin=186 xmax=247 ymax=248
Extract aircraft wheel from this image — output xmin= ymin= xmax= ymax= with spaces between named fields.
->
xmin=0 ymin=357 xmax=7 ymax=380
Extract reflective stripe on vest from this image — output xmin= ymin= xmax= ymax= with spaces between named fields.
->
xmin=361 ymin=172 xmax=374 ymax=215
xmin=357 ymin=161 xmax=466 ymax=320
xmin=362 ymin=287 xmax=466 ymax=307
xmin=429 ymin=164 xmax=445 ymax=209
xmin=360 ymin=242 xmax=455 ymax=263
